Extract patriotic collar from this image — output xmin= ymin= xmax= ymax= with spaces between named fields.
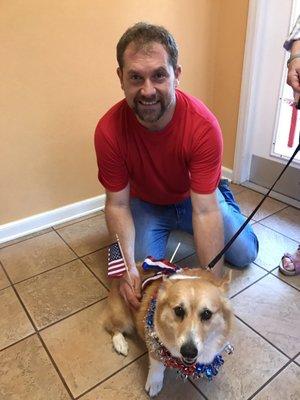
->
xmin=145 ymin=296 xmax=233 ymax=380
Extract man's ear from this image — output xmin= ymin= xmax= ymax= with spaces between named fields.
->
xmin=174 ymin=65 xmax=182 ymax=87
xmin=117 ymin=67 xmax=124 ymax=90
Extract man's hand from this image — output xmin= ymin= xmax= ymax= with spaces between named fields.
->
xmin=287 ymin=59 xmax=300 ymax=100
xmin=119 ymin=266 xmax=141 ymax=310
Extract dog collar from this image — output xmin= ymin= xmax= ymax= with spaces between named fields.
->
xmin=145 ymin=297 xmax=234 ymax=380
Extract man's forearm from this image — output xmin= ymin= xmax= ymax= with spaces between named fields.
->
xmin=105 ymin=201 xmax=136 ymax=269
xmin=192 ymin=208 xmax=224 ymax=277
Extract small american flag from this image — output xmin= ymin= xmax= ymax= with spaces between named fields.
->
xmin=108 ymin=242 xmax=126 ymax=278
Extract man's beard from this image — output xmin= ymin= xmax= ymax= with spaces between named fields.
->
xmin=133 ymin=94 xmax=170 ymax=123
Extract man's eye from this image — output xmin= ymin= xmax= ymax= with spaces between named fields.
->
xmin=130 ymin=75 xmax=142 ymax=81
xmin=174 ymin=306 xmax=185 ymax=319
xmin=154 ymin=73 xmax=166 ymax=80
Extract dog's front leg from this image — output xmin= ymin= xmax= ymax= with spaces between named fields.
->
xmin=145 ymin=355 xmax=165 ymax=397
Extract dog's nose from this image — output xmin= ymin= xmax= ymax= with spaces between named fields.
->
xmin=180 ymin=341 xmax=198 ymax=359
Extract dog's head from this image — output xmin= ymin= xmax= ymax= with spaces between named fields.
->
xmin=153 ymin=269 xmax=233 ymax=365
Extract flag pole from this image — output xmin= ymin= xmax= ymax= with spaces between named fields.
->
xmin=170 ymin=242 xmax=181 ymax=263
xmin=115 ymin=234 xmax=134 ymax=289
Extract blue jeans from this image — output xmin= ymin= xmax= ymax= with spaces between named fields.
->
xmin=130 ymin=181 xmax=258 ymax=268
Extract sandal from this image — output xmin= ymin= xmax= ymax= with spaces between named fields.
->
xmin=279 ymin=245 xmax=300 ymax=276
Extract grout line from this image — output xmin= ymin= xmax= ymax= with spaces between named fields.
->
xmin=246 ymin=359 xmax=293 ymax=400
xmin=80 ymin=257 xmax=110 ymax=292
xmin=38 ymin=297 xmax=107 ymax=333
xmin=270 ymin=270 xmax=300 ymax=293
xmin=229 ymin=271 xmax=270 ymax=300
xmin=0 ymin=260 xmax=75 ymax=398
xmin=79 ymin=244 xmax=111 ymax=259
xmin=0 ymin=227 xmax=55 ymax=250
xmin=0 ymin=332 xmax=36 ymax=353
xmin=10 ymin=257 xmax=79 ymax=286
xmin=235 ymin=315 xmax=292 ymax=360
xmin=37 ymin=334 xmax=75 ymax=399
xmin=257 ymin=220 xmax=299 ymax=243
xmin=188 ymin=379 xmax=209 ymax=400
xmin=75 ymin=352 xmax=148 ymax=399
xmin=54 ymin=229 xmax=111 ymax=260
xmin=52 ymin=211 xmax=105 ymax=231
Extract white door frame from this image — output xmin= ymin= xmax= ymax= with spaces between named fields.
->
xmin=232 ymin=0 xmax=294 ymax=183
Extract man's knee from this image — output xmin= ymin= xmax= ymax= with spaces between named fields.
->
xmin=225 ymin=235 xmax=259 ymax=268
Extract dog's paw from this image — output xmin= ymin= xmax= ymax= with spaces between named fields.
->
xmin=112 ymin=332 xmax=128 ymax=356
xmin=145 ymin=376 xmax=163 ymax=397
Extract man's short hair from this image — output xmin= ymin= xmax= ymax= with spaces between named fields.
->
xmin=116 ymin=22 xmax=178 ymax=71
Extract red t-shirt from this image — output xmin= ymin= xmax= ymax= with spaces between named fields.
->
xmin=94 ymin=89 xmax=223 ymax=205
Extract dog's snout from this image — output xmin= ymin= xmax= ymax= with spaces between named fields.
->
xmin=180 ymin=341 xmax=198 ymax=359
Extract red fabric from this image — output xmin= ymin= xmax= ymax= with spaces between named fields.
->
xmin=288 ymin=105 xmax=297 ymax=148
xmin=94 ymin=89 xmax=223 ymax=205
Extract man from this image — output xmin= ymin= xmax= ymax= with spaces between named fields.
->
xmin=285 ymin=14 xmax=300 ymax=98
xmin=94 ymin=22 xmax=258 ymax=308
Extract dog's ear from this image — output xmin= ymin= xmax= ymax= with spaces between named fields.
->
xmin=219 ymin=270 xmax=232 ymax=293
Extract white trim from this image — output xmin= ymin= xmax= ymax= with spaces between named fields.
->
xmin=242 ymin=181 xmax=300 ymax=208
xmin=233 ymin=0 xmax=265 ymax=183
xmin=0 ymin=165 xmax=232 ymax=245
xmin=221 ymin=166 xmax=233 ymax=181
xmin=0 ymin=195 xmax=106 ymax=244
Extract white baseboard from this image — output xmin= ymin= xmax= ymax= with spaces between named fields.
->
xmin=221 ymin=166 xmax=233 ymax=181
xmin=0 ymin=195 xmax=106 ymax=244
xmin=0 ymin=165 xmax=233 ymax=245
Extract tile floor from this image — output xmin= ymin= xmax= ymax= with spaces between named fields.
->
xmin=0 ymin=185 xmax=299 ymax=400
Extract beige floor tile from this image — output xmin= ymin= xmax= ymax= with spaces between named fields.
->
xmin=53 ymin=210 xmax=103 ymax=229
xmin=226 ymin=263 xmax=267 ymax=298
xmin=80 ymin=355 xmax=205 ymax=400
xmin=0 ymin=264 xmax=10 ymax=290
xmin=0 ymin=287 xmax=34 ymax=350
xmin=16 ymin=260 xmax=108 ymax=329
xmin=82 ymin=247 xmax=110 ymax=288
xmin=41 ymin=301 xmax=146 ymax=398
xmin=295 ymin=355 xmax=300 ymax=365
xmin=56 ymin=214 xmax=111 ymax=256
xmin=0 ymin=231 xmax=76 ymax=283
xmin=177 ymin=256 xmax=267 ymax=299
xmin=232 ymin=275 xmax=300 ymax=357
xmin=235 ymin=189 xmax=287 ymax=221
xmin=260 ymin=206 xmax=300 ymax=242
xmin=0 ymin=335 xmax=71 ymax=400
xmin=253 ymin=223 xmax=298 ymax=271
xmin=0 ymin=228 xmax=53 ymax=250
xmin=193 ymin=318 xmax=287 ymax=400
xmin=229 ymin=182 xmax=247 ymax=195
xmin=165 ymin=230 xmax=195 ymax=262
xmin=272 ymin=267 xmax=300 ymax=291
xmin=252 ymin=363 xmax=300 ymax=400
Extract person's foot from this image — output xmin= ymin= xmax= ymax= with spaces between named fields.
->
xmin=279 ymin=245 xmax=300 ymax=276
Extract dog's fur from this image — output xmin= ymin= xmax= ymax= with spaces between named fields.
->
xmin=103 ymin=267 xmax=233 ymax=396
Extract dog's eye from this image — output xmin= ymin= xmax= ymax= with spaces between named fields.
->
xmin=200 ymin=309 xmax=212 ymax=321
xmin=174 ymin=306 xmax=185 ymax=319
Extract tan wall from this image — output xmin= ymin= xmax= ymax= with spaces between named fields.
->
xmin=0 ymin=0 xmax=248 ymax=224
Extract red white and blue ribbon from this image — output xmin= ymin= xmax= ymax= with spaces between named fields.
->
xmin=141 ymin=256 xmax=181 ymax=291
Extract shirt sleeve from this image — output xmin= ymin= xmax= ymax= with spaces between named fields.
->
xmin=189 ymin=119 xmax=223 ymax=194
xmin=94 ymin=123 xmax=129 ymax=192
xmin=284 ymin=14 xmax=300 ymax=51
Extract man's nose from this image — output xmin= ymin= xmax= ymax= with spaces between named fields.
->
xmin=140 ymin=79 xmax=156 ymax=97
